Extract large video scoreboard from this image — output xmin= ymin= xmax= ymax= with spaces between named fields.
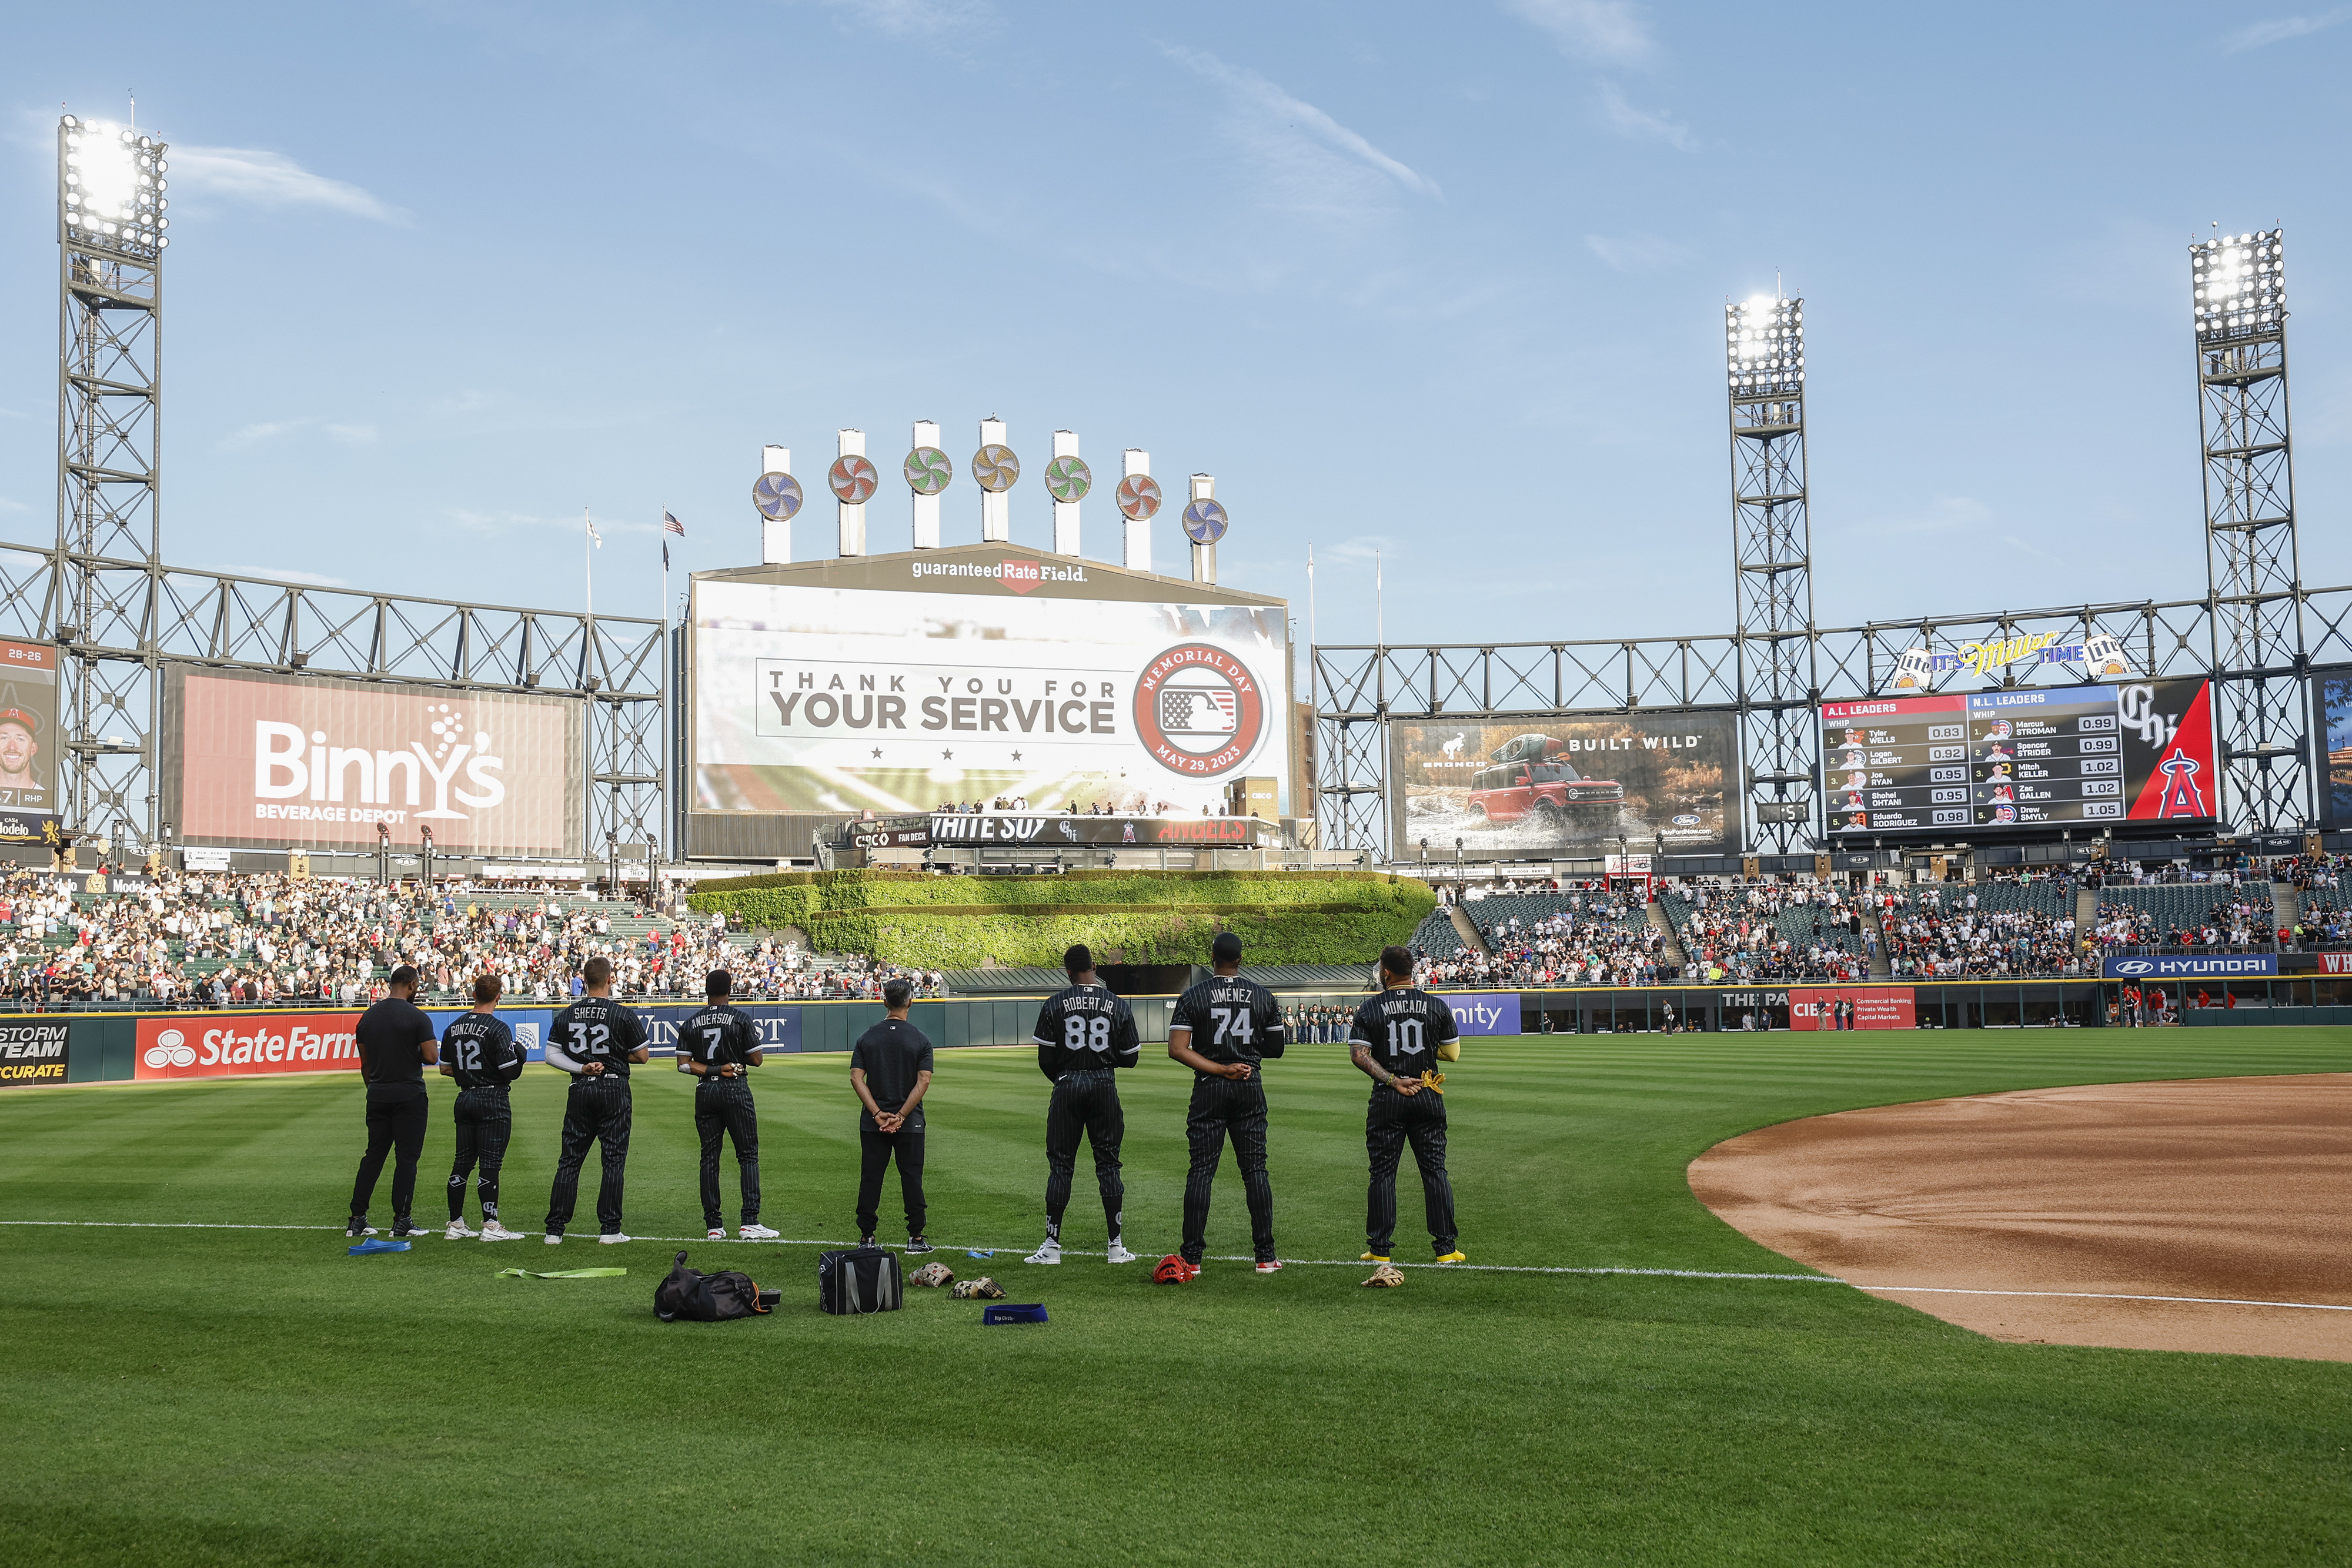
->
xmin=1821 ymin=678 xmax=2219 ymax=835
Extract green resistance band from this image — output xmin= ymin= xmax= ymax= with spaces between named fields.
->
xmin=496 ymin=1267 xmax=629 ymax=1279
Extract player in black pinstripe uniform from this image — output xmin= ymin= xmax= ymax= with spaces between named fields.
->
xmin=541 ymin=957 xmax=650 ymax=1245
xmin=1349 ymin=944 xmax=1466 ymax=1264
xmin=677 ymin=969 xmax=777 ymax=1242
xmin=1024 ymin=944 xmax=1140 ymax=1266
xmin=437 ymin=973 xmax=528 ymax=1241
xmin=1167 ymin=932 xmax=1288 ymax=1273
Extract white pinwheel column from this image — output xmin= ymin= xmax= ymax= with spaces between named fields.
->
xmin=760 ymin=445 xmax=791 ymax=564
xmin=836 ymin=429 xmax=868 ymax=557
xmin=1121 ymin=449 xmax=1152 ymax=572
xmin=978 ymin=417 xmax=1011 ymax=542
xmin=1190 ymin=473 xmax=1216 ymax=585
xmin=1051 ymin=430 xmax=1083 ymax=557
xmin=910 ymin=420 xmax=943 ymax=550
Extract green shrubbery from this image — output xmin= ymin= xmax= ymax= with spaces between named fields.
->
xmin=686 ymin=869 xmax=1434 ymax=969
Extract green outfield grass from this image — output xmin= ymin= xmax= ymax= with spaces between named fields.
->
xmin=4 ymin=1029 xmax=2348 ymax=1566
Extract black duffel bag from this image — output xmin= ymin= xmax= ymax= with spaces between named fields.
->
xmin=818 ymin=1246 xmax=903 ymax=1315
xmin=656 ymin=1250 xmax=776 ymax=1322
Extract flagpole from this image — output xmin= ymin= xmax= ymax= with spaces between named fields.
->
xmin=659 ymin=510 xmax=671 ymax=879
xmin=584 ymin=507 xmax=594 ymax=618
xmin=1375 ymin=548 xmax=1384 ymax=647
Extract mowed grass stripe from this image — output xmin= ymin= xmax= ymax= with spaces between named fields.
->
xmin=2 ymin=1029 xmax=2347 ymax=1567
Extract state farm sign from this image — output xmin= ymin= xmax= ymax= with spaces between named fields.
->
xmin=135 ymin=1013 xmax=362 ymax=1081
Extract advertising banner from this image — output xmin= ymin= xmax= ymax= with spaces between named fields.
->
xmin=2318 ymin=952 xmax=2352 ymax=975
xmin=136 ymin=1012 xmax=362 ymax=1080
xmin=2318 ymin=670 xmax=2352 ymax=827
xmin=1790 ymin=987 xmax=1916 ymax=1030
xmin=1823 ymin=678 xmax=2219 ymax=835
xmin=1391 ymin=713 xmax=1734 ymax=857
xmin=0 ymin=638 xmax=62 ymax=845
xmin=0 ymin=1020 xmax=72 ymax=1086
xmin=1432 ymin=991 xmax=1522 ymax=1036
xmin=693 ymin=573 xmax=1288 ymax=820
xmin=2102 ymin=953 xmax=2277 ymax=980
xmin=162 ymin=667 xmax=584 ymax=857
xmin=918 ymin=814 xmax=1262 ymax=849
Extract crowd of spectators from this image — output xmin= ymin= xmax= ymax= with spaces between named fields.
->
xmin=1880 ymin=886 xmax=2083 ymax=978
xmin=1671 ymin=880 xmax=1871 ymax=984
xmin=1425 ymin=888 xmax=1673 ymax=987
xmin=0 ymin=868 xmax=937 ymax=1011
xmin=1284 ymin=1002 xmax=1357 ymax=1042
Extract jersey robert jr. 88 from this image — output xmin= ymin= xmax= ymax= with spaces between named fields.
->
xmin=1349 ymin=988 xmax=1460 ymax=1081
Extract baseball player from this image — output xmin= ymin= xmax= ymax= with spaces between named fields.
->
xmin=1166 ymin=931 xmax=1288 ymax=1273
xmin=1349 ymin=944 xmax=1465 ymax=1264
xmin=437 ymin=973 xmax=528 ymax=1241
xmin=541 ymin=956 xmax=650 ymax=1245
xmin=677 ymin=969 xmax=777 ymax=1242
xmin=1024 ymin=944 xmax=1139 ymax=1265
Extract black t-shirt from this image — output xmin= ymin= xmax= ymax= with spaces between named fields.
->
xmin=850 ymin=1018 xmax=936 ymax=1128
xmin=355 ymin=997 xmax=436 ymax=1101
xmin=440 ymin=1012 xmax=524 ymax=1093
xmin=1169 ymin=974 xmax=1288 ymax=1080
xmin=1032 ymin=983 xmax=1140 ymax=1081
xmin=1348 ymin=987 xmax=1461 ymax=1089
xmin=679 ymin=1003 xmax=763 ymax=1085
xmin=549 ymin=994 xmax=648 ymax=1082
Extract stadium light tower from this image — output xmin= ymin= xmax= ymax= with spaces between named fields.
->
xmin=2191 ymin=229 xmax=2307 ymax=834
xmin=55 ymin=113 xmax=171 ymax=854
xmin=1726 ymin=292 xmax=1816 ymax=852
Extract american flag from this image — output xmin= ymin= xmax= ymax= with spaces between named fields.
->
xmin=662 ymin=511 xmax=683 ymax=569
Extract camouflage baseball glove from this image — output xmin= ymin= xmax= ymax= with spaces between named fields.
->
xmin=951 ymin=1276 xmax=1006 ymax=1300
xmin=910 ymin=1261 xmax=956 ymax=1289
xmin=1362 ymin=1263 xmax=1406 ymax=1288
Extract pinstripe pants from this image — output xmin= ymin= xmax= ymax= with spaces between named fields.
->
xmin=1182 ymin=1074 xmax=1275 ymax=1264
xmin=545 ymin=1079 xmax=632 ymax=1236
xmin=1367 ymin=1088 xmax=1456 ymax=1256
xmin=1044 ymin=1069 xmax=1124 ymax=1239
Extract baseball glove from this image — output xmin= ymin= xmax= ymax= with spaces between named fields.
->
xmin=1151 ymin=1253 xmax=1198 ymax=1284
xmin=1362 ymin=1263 xmax=1406 ymax=1288
xmin=1418 ymin=1069 xmax=1446 ymax=1095
xmin=951 ymin=1276 xmax=1005 ymax=1300
xmin=910 ymin=1261 xmax=956 ymax=1289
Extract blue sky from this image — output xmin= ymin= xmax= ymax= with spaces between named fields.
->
xmin=3 ymin=1 xmax=2349 ymax=658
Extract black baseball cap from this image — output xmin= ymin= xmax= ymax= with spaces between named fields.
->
xmin=1211 ymin=932 xmax=1243 ymax=966
xmin=706 ymin=969 xmax=731 ymax=997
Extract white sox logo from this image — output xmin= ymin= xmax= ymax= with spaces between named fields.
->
xmin=1132 ymin=643 xmax=1265 ymax=779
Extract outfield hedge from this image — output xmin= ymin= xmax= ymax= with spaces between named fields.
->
xmin=686 ymin=870 xmax=1435 ymax=969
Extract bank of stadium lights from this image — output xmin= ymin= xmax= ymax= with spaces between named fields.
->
xmin=2192 ymin=230 xmax=2283 ymax=339
xmin=1726 ymin=294 xmax=1802 ymax=392
xmin=60 ymin=116 xmax=169 ymax=249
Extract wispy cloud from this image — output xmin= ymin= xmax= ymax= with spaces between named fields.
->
xmin=1585 ymin=232 xmax=1689 ymax=272
xmin=1876 ymin=495 xmax=1994 ymax=536
xmin=169 ymin=146 xmax=407 ymax=223
xmin=1595 ymin=81 xmax=1695 ymax=150
xmin=813 ymin=0 xmax=993 ymax=38
xmin=447 ymin=509 xmax=656 ymax=537
xmin=325 ymin=423 xmax=379 ymax=446
xmin=1165 ymin=46 xmax=1442 ymax=201
xmin=213 ymin=565 xmax=350 ymax=588
xmin=221 ymin=420 xmax=299 ymax=451
xmin=0 ymin=496 xmax=28 ymax=516
xmin=2223 ymin=7 xmax=2352 ymax=50
xmin=1503 ymin=0 xmax=1655 ymax=65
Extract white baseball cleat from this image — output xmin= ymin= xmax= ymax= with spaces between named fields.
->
xmin=445 ymin=1221 xmax=478 ymax=1240
xmin=739 ymin=1223 xmax=780 ymax=1241
xmin=543 ymin=1233 xmax=563 ymax=1246
xmin=598 ymin=1232 xmax=633 ymax=1245
xmin=707 ymin=1228 xmax=727 ymax=1241
xmin=1024 ymin=1241 xmax=1063 ymax=1265
xmin=480 ymin=1223 xmax=526 ymax=1241
xmin=1105 ymin=1241 xmax=1137 ymax=1265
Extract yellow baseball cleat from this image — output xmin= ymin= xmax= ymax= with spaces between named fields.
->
xmin=1360 ymin=1252 xmax=1390 ymax=1263
xmin=1434 ymin=1251 xmax=1467 ymax=1264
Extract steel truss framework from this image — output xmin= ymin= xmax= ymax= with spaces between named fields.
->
xmin=0 ymin=541 xmax=666 ymax=865
xmin=1728 ymin=295 xmax=1814 ymax=852
xmin=1312 ymin=590 xmax=2352 ymax=857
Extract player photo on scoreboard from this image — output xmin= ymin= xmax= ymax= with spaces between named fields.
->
xmin=0 ymin=639 xmax=61 ymax=841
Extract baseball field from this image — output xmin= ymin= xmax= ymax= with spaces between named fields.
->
xmin=4 ymin=1028 xmax=2347 ymax=1566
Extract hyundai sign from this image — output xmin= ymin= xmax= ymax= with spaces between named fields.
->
xmin=2100 ymin=954 xmax=2277 ymax=979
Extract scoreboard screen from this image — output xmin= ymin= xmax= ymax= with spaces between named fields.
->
xmin=1821 ymin=678 xmax=2219 ymax=835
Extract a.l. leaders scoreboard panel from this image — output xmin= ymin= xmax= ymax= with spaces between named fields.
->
xmin=1822 ymin=678 xmax=2219 ymax=835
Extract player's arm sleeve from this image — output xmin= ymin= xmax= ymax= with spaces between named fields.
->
xmin=1347 ymin=1001 xmax=1377 ymax=1046
xmin=497 ymin=1026 xmax=526 ymax=1081
xmin=1255 ymin=989 xmax=1287 ymax=1057
xmin=543 ymin=1012 xmax=584 ymax=1072
xmin=1111 ymin=1001 xmax=1140 ymax=1069
xmin=1032 ymin=1001 xmax=1062 ymax=1081
xmin=1167 ymin=991 xmax=1200 ymax=1044
xmin=1432 ymin=1000 xmax=1461 ymax=1045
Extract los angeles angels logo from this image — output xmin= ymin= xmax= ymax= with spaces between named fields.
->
xmin=2156 ymin=747 xmax=2207 ymax=818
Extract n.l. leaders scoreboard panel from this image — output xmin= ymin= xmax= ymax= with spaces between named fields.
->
xmin=1822 ymin=678 xmax=2219 ymax=834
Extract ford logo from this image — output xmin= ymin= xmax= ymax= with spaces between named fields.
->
xmin=2113 ymin=960 xmax=2154 ymax=975
xmin=1671 ymin=814 xmax=1700 ymax=827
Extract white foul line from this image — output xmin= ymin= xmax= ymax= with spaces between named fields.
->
xmin=8 ymin=1222 xmax=2347 ymax=1312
